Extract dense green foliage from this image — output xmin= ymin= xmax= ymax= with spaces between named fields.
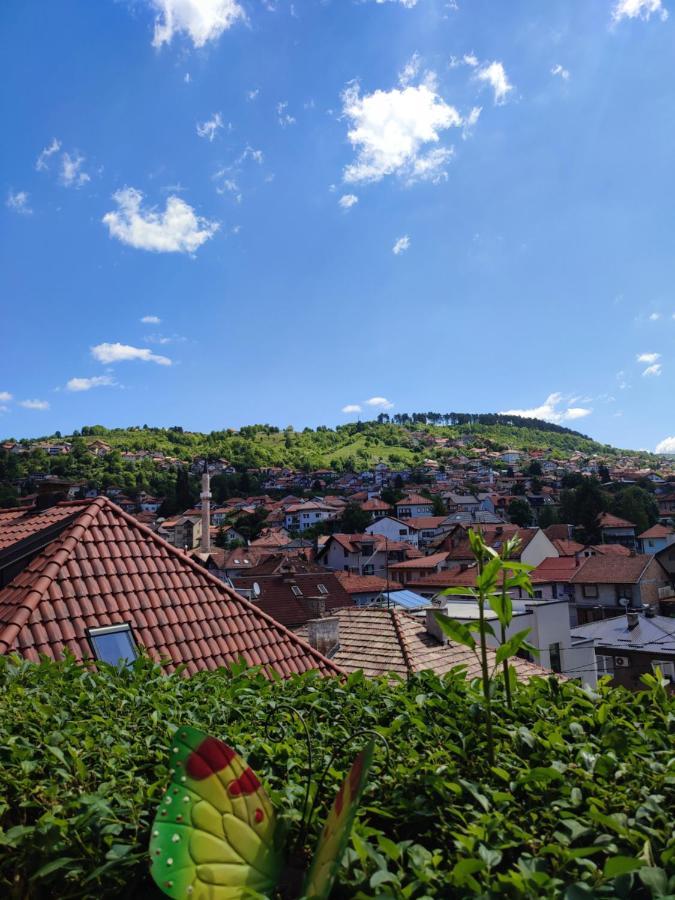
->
xmin=559 ymin=479 xmax=659 ymax=542
xmin=0 ymin=655 xmax=673 ymax=899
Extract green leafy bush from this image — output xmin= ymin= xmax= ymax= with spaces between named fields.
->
xmin=0 ymin=655 xmax=673 ymax=898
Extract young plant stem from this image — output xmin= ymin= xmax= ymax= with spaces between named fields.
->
xmin=501 ymin=571 xmax=513 ymax=710
xmin=477 ymin=552 xmax=495 ymax=766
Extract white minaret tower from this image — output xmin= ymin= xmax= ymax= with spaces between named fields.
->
xmin=200 ymin=464 xmax=212 ymax=554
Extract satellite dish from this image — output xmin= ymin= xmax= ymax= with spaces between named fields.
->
xmin=252 ymin=582 xmax=261 ymax=598
xmin=618 ymin=597 xmax=630 ymax=607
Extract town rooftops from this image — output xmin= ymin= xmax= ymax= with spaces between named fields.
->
xmin=568 ymin=554 xmax=658 ymax=585
xmin=296 ymin=607 xmax=547 ymax=680
xmin=0 ymin=498 xmax=340 ymax=678
xmin=388 ymin=552 xmax=450 ymax=571
xmin=332 ymin=572 xmax=390 ymax=595
xmin=404 ymin=516 xmax=451 ymax=531
xmin=530 ymin=556 xmax=581 ymax=584
xmin=571 ymin=612 xmax=675 ymax=655
xmin=397 ymin=494 xmax=433 ymax=506
xmin=230 ymin=572 xmax=352 ymax=628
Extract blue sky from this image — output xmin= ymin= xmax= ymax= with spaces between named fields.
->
xmin=1 ymin=0 xmax=673 ymax=451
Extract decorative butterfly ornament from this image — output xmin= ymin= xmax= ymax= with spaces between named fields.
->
xmin=149 ymin=726 xmax=374 ymax=899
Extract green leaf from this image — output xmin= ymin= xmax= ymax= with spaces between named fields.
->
xmin=488 ymin=590 xmax=512 ymax=628
xmin=30 ymin=857 xmax=77 ymax=881
xmin=638 ymin=867 xmax=669 ymax=894
xmin=495 ymin=628 xmax=532 ymax=664
xmin=603 ymin=856 xmax=645 ymax=878
xmin=431 ymin=612 xmax=476 ymax=650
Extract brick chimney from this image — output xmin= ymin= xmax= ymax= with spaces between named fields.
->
xmin=307 ymin=616 xmax=339 ymax=656
xmin=303 ymin=596 xmax=326 ymax=618
xmin=200 ymin=466 xmax=211 ymax=554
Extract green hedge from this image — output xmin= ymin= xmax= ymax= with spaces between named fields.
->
xmin=0 ymin=655 xmax=673 ymax=898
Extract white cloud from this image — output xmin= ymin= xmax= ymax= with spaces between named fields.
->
xmin=247 ymin=88 xmax=259 ymax=101
xmin=643 ymin=363 xmax=662 ymax=377
xmin=60 ymin=152 xmax=90 ymax=188
xmin=149 ymin=0 xmax=244 ymax=48
xmin=501 ymin=393 xmax=592 ymax=424
xmin=612 ymin=0 xmax=668 ymax=22
xmin=102 ymin=188 xmax=218 ymax=253
xmin=399 ymin=53 xmax=422 ymax=87
xmin=0 ymin=392 xmax=13 ymax=403
xmin=35 ymin=138 xmax=61 ymax=171
xmin=393 ymin=235 xmax=410 ymax=254
xmin=196 ymin=112 xmax=223 ymax=141
xmin=462 ymin=106 xmax=482 ymax=139
xmin=365 ymin=396 xmax=394 ymax=409
xmin=339 ymin=193 xmax=359 ymax=209
xmin=342 ymin=81 xmax=464 ymax=185
xmin=141 ymin=315 xmax=162 ymax=324
xmin=656 ymin=436 xmax=675 ymax=453
xmin=276 ymin=102 xmax=296 ymax=127
xmin=637 ymin=352 xmax=660 ymax=364
xmin=648 ymin=312 xmax=661 ymax=321
xmin=6 ymin=190 xmax=32 ymax=215
xmin=20 ymin=399 xmax=50 ymax=410
xmin=475 ymin=61 xmax=513 ymax=105
xmin=91 ymin=342 xmax=172 ymax=366
xmin=551 ymin=64 xmax=570 ymax=80
xmin=342 ymin=404 xmax=362 ymax=413
xmin=66 ymin=375 xmax=117 ymax=392
xmin=374 ymin=0 xmax=419 ymax=6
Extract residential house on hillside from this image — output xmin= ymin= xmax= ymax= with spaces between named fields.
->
xmin=433 ymin=524 xmax=558 ymax=568
xmin=405 ymin=516 xmax=455 ymax=548
xmin=569 ymin=555 xmax=669 ymax=625
xmin=597 ymin=513 xmax=637 ymax=549
xmin=157 ymin=515 xmax=202 ymax=550
xmin=231 ymin=569 xmax=353 ymax=629
xmin=366 ymin=516 xmax=420 ymax=548
xmin=638 ymin=524 xmax=675 ymax=555
xmin=571 ymin=609 xmax=675 ymax=690
xmin=284 ymin=501 xmax=337 ymax=533
xmin=360 ymin=498 xmax=393 ymax=520
xmin=443 ymin=493 xmax=480 ymax=515
xmin=388 ymin=552 xmax=453 ymax=586
xmin=656 ymin=493 xmax=675 ymax=523
xmin=332 ymin=572 xmax=390 ymax=607
xmin=530 ymin=556 xmax=581 ymax=602
xmin=395 ymin=494 xmax=434 ymax=519
xmin=0 ymin=499 xmax=340 ymax=677
xmin=318 ymin=533 xmax=420 ymax=578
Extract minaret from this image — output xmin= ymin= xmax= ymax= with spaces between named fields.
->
xmin=200 ymin=464 xmax=212 ymax=553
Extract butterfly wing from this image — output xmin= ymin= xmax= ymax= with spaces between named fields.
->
xmin=149 ymin=726 xmax=283 ymax=900
xmin=302 ymin=741 xmax=375 ymax=900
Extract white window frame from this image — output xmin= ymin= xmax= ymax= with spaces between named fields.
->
xmin=596 ymin=654 xmax=614 ymax=675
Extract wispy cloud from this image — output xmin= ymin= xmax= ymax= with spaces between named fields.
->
xmin=365 ymin=396 xmax=394 ymax=409
xmin=342 ymin=404 xmax=362 ymax=414
xmin=501 ymin=393 xmax=592 ymax=424
xmin=339 ymin=194 xmax=359 ymax=210
xmin=66 ymin=375 xmax=117 ymax=392
xmin=642 ymin=363 xmax=662 ymax=377
xmin=551 ymin=63 xmax=570 ymax=80
xmin=637 ymin=352 xmax=660 ymax=364
xmin=6 ymin=190 xmax=32 ymax=215
xmin=60 ymin=152 xmax=90 ymax=188
xmin=149 ymin=0 xmax=245 ymax=49
xmin=102 ymin=188 xmax=219 ymax=253
xmin=19 ymin=399 xmax=50 ymax=410
xmin=141 ymin=315 xmax=161 ymax=324
xmin=393 ymin=235 xmax=410 ymax=254
xmin=35 ymin=138 xmax=61 ymax=172
xmin=91 ymin=342 xmax=172 ymax=366
xmin=276 ymin=101 xmax=296 ymax=127
xmin=475 ymin=61 xmax=513 ymax=105
xmin=196 ymin=112 xmax=223 ymax=141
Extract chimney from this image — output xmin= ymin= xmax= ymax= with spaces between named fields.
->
xmin=200 ymin=465 xmax=211 ymax=554
xmin=307 ymin=616 xmax=339 ymax=656
xmin=303 ymin=596 xmax=326 ymax=618
xmin=626 ymin=609 xmax=639 ymax=630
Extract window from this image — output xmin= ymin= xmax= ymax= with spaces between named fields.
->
xmin=615 ymin=585 xmax=633 ymax=601
xmin=597 ymin=654 xmax=615 ymax=675
xmin=317 ymin=584 xmax=328 ymax=594
xmin=533 ymin=590 xmax=543 ymax=600
xmin=652 ymin=660 xmax=675 ymax=680
xmin=549 ymin=642 xmax=562 ymax=674
xmin=291 ymin=585 xmax=303 ymax=597
xmin=88 ymin=624 xmax=137 ymax=666
xmin=582 ymin=584 xmax=599 ymax=598
xmin=362 ymin=564 xmax=375 ymax=576
xmin=399 ymin=529 xmax=408 ymax=536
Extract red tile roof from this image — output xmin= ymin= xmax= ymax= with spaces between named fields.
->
xmin=404 ymin=517 xmax=450 ymax=530
xmin=639 ymin=524 xmax=675 ymax=539
xmin=332 ymin=572 xmax=390 ymax=594
xmin=231 ymin=573 xmax=353 ymax=628
xmin=0 ymin=503 xmax=82 ymax=550
xmin=396 ymin=494 xmax=433 ymax=507
xmin=0 ymin=498 xmax=340 ymax=678
xmin=530 ymin=556 xmax=581 ymax=584
xmin=569 ymin=554 xmax=658 ymax=585
xmin=598 ymin=512 xmax=635 ymax=529
xmin=361 ymin=499 xmax=392 ymax=511
xmin=388 ymin=552 xmax=450 ymax=571
xmin=552 ymin=539 xmax=586 ymax=557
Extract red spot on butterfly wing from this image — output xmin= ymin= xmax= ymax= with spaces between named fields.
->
xmin=186 ymin=737 xmax=237 ymax=780
xmin=228 ymin=767 xmax=262 ymax=796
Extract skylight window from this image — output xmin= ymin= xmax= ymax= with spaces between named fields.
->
xmin=88 ymin=624 xmax=137 ymax=666
xmin=291 ymin=585 xmax=303 ymax=596
xmin=317 ymin=584 xmax=328 ymax=594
